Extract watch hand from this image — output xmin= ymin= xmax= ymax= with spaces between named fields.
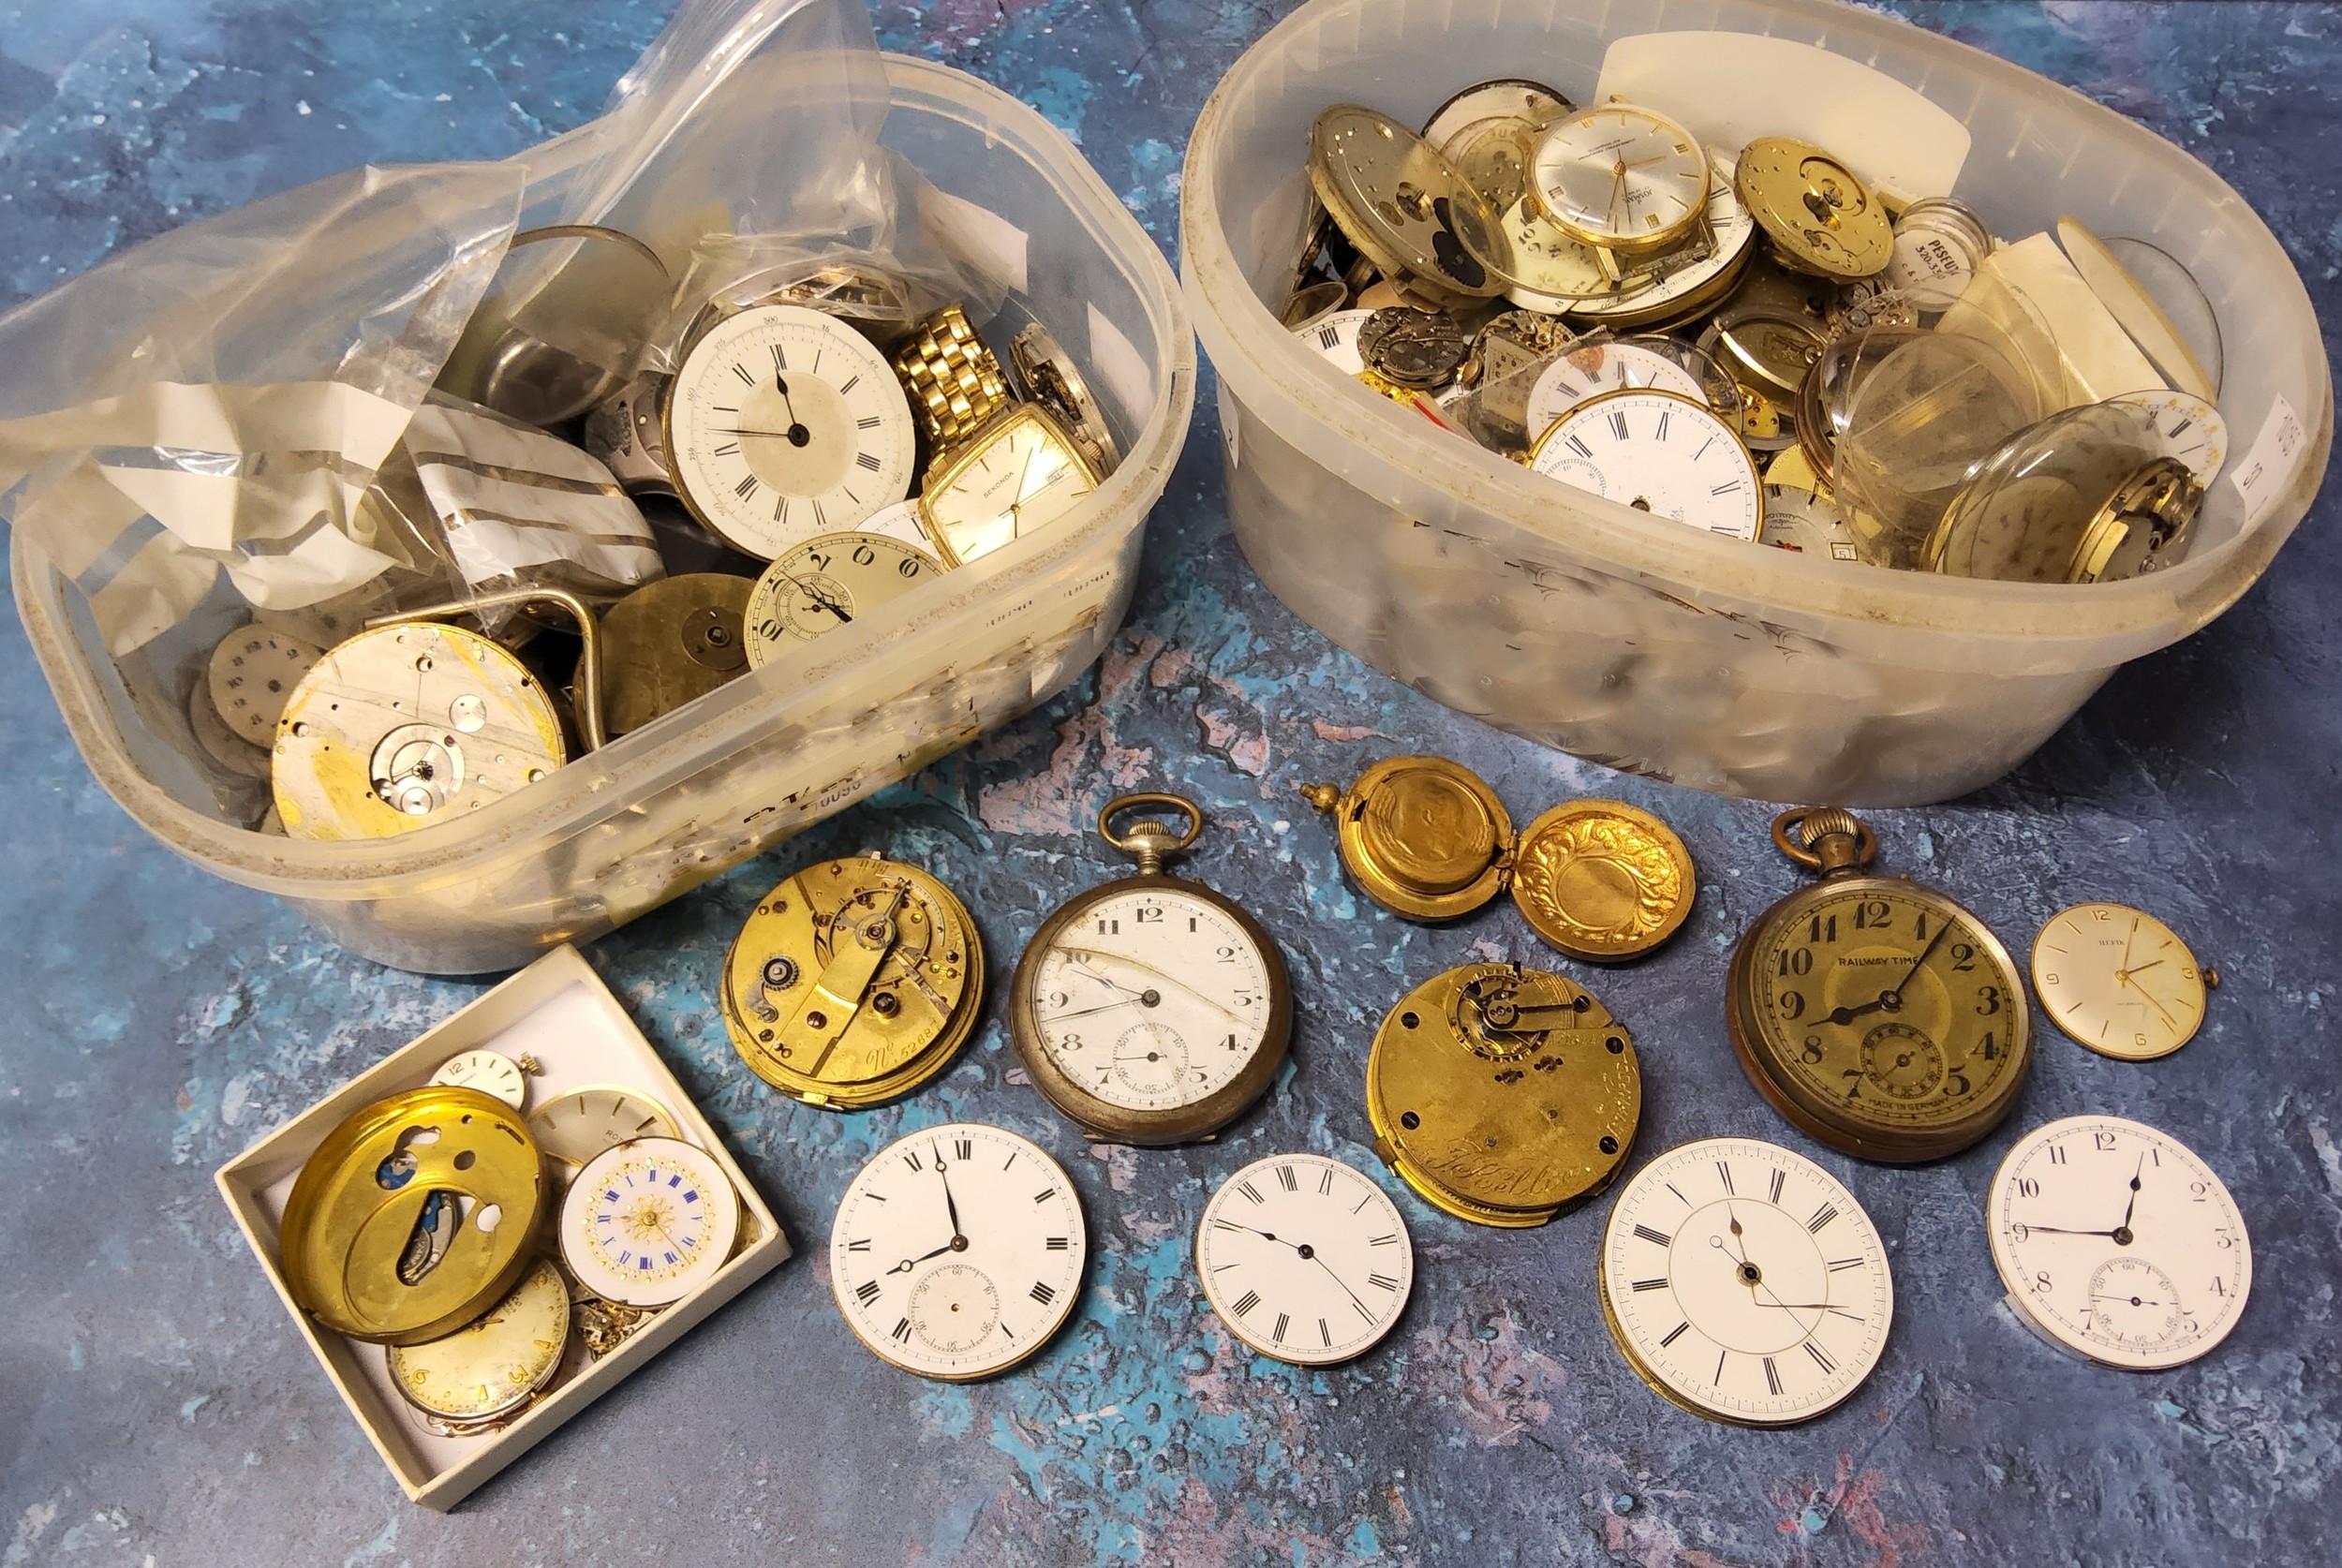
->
xmin=2093 ymin=1293 xmax=2172 ymax=1306
xmin=2014 ymin=1223 xmax=2125 ymax=1238
xmin=1052 ymin=945 xmax=1247 ymax=1026
xmin=1036 ymin=997 xmax=1144 ymax=1025
xmin=1824 ymin=996 xmax=1893 ymax=1027
xmin=1217 ymin=1220 xmax=1301 ymax=1252
xmin=2117 ymin=1154 xmax=2145 ymax=1233
xmin=934 ymin=1141 xmax=968 ymax=1244
xmin=885 ymin=1240 xmax=957 ymax=1275
xmin=776 ymin=568 xmax=853 ymax=623
xmin=1826 ymin=920 xmax=1957 ymax=1026
xmin=710 ymin=426 xmax=808 ymax=439
xmin=1311 ymin=1251 xmax=1374 ymax=1321
xmin=771 ymin=372 xmax=810 ymax=445
xmin=1894 ymin=916 xmax=1956 ymax=995
xmin=2120 ymin=973 xmax=2183 ymax=1030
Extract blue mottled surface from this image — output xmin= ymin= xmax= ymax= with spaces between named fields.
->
xmin=5 ymin=2 xmax=2341 ymax=1563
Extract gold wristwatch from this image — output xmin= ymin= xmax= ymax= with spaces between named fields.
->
xmin=894 ymin=303 xmax=1015 ymax=449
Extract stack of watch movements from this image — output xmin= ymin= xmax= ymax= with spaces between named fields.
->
xmin=1288 ymin=81 xmax=2227 ymax=584
xmin=277 ymin=1052 xmax=741 ymax=1438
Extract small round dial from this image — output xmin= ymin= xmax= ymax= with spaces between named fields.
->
xmin=527 ymin=1085 xmax=679 ymax=1169
xmin=1524 ymin=341 xmax=1709 ymax=441
xmin=427 ymin=1049 xmax=535 ymax=1111
xmin=560 ymin=1136 xmax=741 ymax=1309
xmin=743 ymin=532 xmax=943 ymax=663
xmin=1988 ymin=1116 xmax=2250 ymax=1369
xmin=918 ymin=405 xmax=1100 ymax=568
xmin=1530 ymin=390 xmax=1761 ymax=540
xmin=387 ymin=1256 xmax=570 ymax=1427
xmin=1293 ymin=308 xmax=1375 ymax=376
xmin=1530 ymin=102 xmax=1708 ymax=255
xmin=208 ymin=627 xmax=321 ymax=745
xmin=1196 ymin=1154 xmax=1414 ymax=1366
xmin=828 ymin=1123 xmax=1088 ymax=1381
xmin=1599 ymin=1138 xmax=1893 ymax=1426
xmin=665 ymin=303 xmax=917 ymax=558
xmin=2032 ymin=903 xmax=2207 ymax=1060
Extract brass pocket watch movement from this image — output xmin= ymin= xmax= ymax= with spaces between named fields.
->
xmin=599 ymin=574 xmax=752 ymax=736
xmin=1301 ymin=757 xmax=1696 ymax=960
xmin=720 ymin=854 xmax=984 ymax=1108
xmin=1726 ymin=808 xmax=2033 ymax=1162
xmin=1009 ymin=794 xmax=1292 ymax=1145
xmin=1366 ymin=962 xmax=1641 ymax=1227
xmin=1309 ymin=105 xmax=1514 ymax=308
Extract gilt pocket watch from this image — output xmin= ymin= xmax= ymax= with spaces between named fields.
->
xmin=1196 ymin=1153 xmax=1413 ymax=1365
xmin=1726 ymin=808 xmax=2033 ymax=1162
xmin=1009 ymin=794 xmax=1291 ymax=1146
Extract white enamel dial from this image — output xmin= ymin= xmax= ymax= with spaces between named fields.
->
xmin=2110 ymin=389 xmax=2229 ymax=486
xmin=666 ymin=303 xmax=916 ymax=557
xmin=1600 ymin=1138 xmax=1893 ymax=1426
xmin=527 ymin=1085 xmax=680 ymax=1169
xmin=1026 ymin=890 xmax=1276 ymax=1114
xmin=1524 ymin=341 xmax=1708 ymax=443
xmin=1294 ymin=308 xmax=1374 ymax=376
xmin=427 ymin=1049 xmax=534 ymax=1111
xmin=1530 ymin=103 xmax=1708 ymax=254
xmin=1988 ymin=1116 xmax=2249 ymax=1369
xmin=829 ymin=1123 xmax=1087 ymax=1380
xmin=1759 ymin=483 xmax=1862 ymax=562
xmin=560 ymin=1136 xmax=742 ymax=1309
xmin=1531 ymin=389 xmax=1762 ymax=540
xmin=1196 ymin=1154 xmax=1413 ymax=1365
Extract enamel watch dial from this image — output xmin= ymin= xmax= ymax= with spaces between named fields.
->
xmin=427 ymin=1049 xmax=536 ymax=1111
xmin=527 ymin=1086 xmax=680 ymax=1169
xmin=743 ymin=532 xmax=944 ymax=664
xmin=1530 ymin=389 xmax=1761 ymax=540
xmin=2109 ymin=389 xmax=2229 ymax=486
xmin=1196 ymin=1154 xmax=1413 ymax=1365
xmin=917 ymin=404 xmax=1101 ymax=568
xmin=1988 ymin=1116 xmax=2250 ymax=1369
xmin=387 ymin=1256 xmax=570 ymax=1431
xmin=560 ymin=1136 xmax=742 ymax=1309
xmin=1523 ymin=340 xmax=1709 ymax=441
xmin=2031 ymin=903 xmax=2209 ymax=1060
xmin=1295 ymin=308 xmax=1375 ymax=375
xmin=1530 ymin=102 xmax=1708 ymax=257
xmin=208 ymin=626 xmax=322 ymax=746
xmin=829 ymin=1123 xmax=1088 ymax=1381
xmin=1011 ymin=794 xmax=1291 ymax=1145
xmin=665 ymin=303 xmax=917 ymax=558
xmin=1600 ymin=1138 xmax=1893 ymax=1426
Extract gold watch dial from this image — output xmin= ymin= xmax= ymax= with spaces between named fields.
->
xmin=387 ymin=1256 xmax=570 ymax=1425
xmin=2031 ymin=903 xmax=2207 ymax=1060
xmin=917 ymin=405 xmax=1100 ymax=567
xmin=527 ymin=1085 xmax=679 ymax=1169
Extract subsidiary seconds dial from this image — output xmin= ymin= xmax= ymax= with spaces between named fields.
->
xmin=1530 ymin=389 xmax=1762 ymax=540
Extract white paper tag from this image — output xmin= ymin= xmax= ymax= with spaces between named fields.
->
xmin=1085 ymin=303 xmax=1152 ymax=426
xmin=921 ymin=185 xmax=1030 ymax=296
xmin=1218 ymin=377 xmax=1239 ymax=470
xmin=2229 ymin=394 xmax=2308 ymax=525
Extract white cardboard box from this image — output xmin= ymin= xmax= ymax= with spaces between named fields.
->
xmin=215 ymin=944 xmax=791 ymax=1511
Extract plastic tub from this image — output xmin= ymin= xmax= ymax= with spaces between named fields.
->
xmin=14 ymin=52 xmax=1193 ymax=974
xmin=1181 ymin=0 xmax=2330 ymax=806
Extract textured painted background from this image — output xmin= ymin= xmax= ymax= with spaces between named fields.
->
xmin=4 ymin=2 xmax=2339 ymax=1564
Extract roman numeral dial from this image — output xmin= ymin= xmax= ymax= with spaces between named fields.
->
xmin=1529 ymin=389 xmax=1762 ymax=541
xmin=1193 ymin=1153 xmax=1413 ymax=1367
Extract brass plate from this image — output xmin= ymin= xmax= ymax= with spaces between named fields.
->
xmin=1305 ymin=755 xmax=1512 ymax=920
xmin=600 ymin=573 xmax=754 ymax=736
xmin=1309 ymin=105 xmax=1513 ymax=307
xmin=1734 ymin=138 xmax=1893 ymax=280
xmin=1508 ymin=799 xmax=1695 ymax=960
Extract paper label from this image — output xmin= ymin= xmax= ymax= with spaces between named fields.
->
xmin=920 ymin=185 xmax=1030 ymax=296
xmin=1085 ymin=303 xmax=1152 ymax=427
xmin=1218 ymin=377 xmax=1239 ymax=470
xmin=2230 ymin=394 xmax=2308 ymax=525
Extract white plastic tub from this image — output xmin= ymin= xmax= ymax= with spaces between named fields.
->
xmin=15 ymin=52 xmax=1193 ymax=974
xmin=1181 ymin=0 xmax=2329 ymax=806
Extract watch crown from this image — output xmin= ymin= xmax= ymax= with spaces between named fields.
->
xmin=1298 ymin=782 xmax=1342 ymax=814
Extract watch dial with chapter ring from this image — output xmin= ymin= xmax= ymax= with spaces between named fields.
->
xmin=1195 ymin=1153 xmax=1413 ymax=1366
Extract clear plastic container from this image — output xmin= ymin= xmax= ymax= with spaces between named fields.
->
xmin=13 ymin=52 xmax=1193 ymax=974
xmin=1181 ymin=0 xmax=2331 ymax=806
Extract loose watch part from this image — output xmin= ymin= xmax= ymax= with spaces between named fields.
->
xmin=1734 ymin=139 xmax=1893 ymax=280
xmin=1295 ymin=308 xmax=1376 ymax=376
xmin=188 ymin=674 xmax=273 ymax=780
xmin=1196 ymin=1153 xmax=1413 ymax=1365
xmin=1010 ymin=794 xmax=1292 ymax=1145
xmin=600 ymin=574 xmax=753 ymax=737
xmin=2056 ymin=215 xmax=2218 ymax=404
xmin=1598 ymin=1137 xmax=1893 ymax=1426
xmin=1880 ymin=198 xmax=1994 ymax=314
xmin=271 ymin=622 xmax=567 ymax=841
xmin=1523 ymin=338 xmax=1710 ymax=441
xmin=1309 ymin=105 xmax=1514 ymax=309
xmin=1570 ymin=156 xmax=1756 ymax=332
xmin=527 ymin=1085 xmax=680 ymax=1170
xmin=1529 ymin=102 xmax=1709 ymax=260
xmin=1725 ymin=808 xmax=2033 ymax=1162
xmin=279 ymin=1086 xmax=547 ymax=1344
xmin=1987 ymin=1116 xmax=2249 ymax=1370
xmin=580 ymin=373 xmax=675 ymax=496
xmin=1300 ymin=758 xmax=1695 ymax=960
xmin=664 ymin=302 xmax=919 ymax=558
xmin=1498 ymin=198 xmax=1661 ymax=311
xmin=855 ymin=497 xmax=949 ymax=555
xmin=387 ymin=1256 xmax=570 ymax=1431
xmin=428 ymin=1049 xmax=541 ymax=1111
xmin=1704 ymin=309 xmax=1829 ymax=402
xmin=1758 ymin=483 xmax=1861 ymax=563
xmin=2108 ymin=389 xmax=2229 ymax=487
xmin=829 ymin=1122 xmax=1088 ymax=1381
xmin=1281 ymin=279 xmax=1352 ymax=333
xmin=1927 ymin=402 xmax=2201 ymax=584
xmin=1357 ymin=308 xmax=1470 ymax=392
xmin=209 ymin=626 xmax=323 ymax=747
xmin=720 ymin=855 xmax=984 ymax=1109
xmin=917 ymin=403 xmax=1102 ymax=568
xmin=2031 ymin=903 xmax=2211 ymax=1060
xmin=1421 ymin=77 xmax=1575 ymax=211
xmin=744 ymin=533 xmax=944 ymax=662
xmin=1366 ymin=963 xmax=1641 ymax=1227
xmin=893 ymin=303 xmax=1014 ymax=450
xmin=1530 ymin=389 xmax=1763 ymax=541
xmin=560 ymin=1135 xmax=742 ymax=1309
xmin=1011 ymin=320 xmax=1121 ymax=478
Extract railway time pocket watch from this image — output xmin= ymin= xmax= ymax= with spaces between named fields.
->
xmin=1986 ymin=1115 xmax=2250 ymax=1369
xmin=1300 ymin=758 xmax=1695 ymax=961
xmin=1195 ymin=1152 xmax=1413 ymax=1365
xmin=1009 ymin=794 xmax=1291 ymax=1145
xmin=1366 ymin=961 xmax=1641 ymax=1227
xmin=1598 ymin=1137 xmax=1893 ymax=1426
xmin=1726 ymin=808 xmax=2032 ymax=1162
xmin=828 ymin=1122 xmax=1088 ymax=1381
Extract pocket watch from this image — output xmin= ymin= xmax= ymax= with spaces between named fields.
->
xmin=208 ymin=626 xmax=321 ymax=747
xmin=1529 ymin=102 xmax=1709 ymax=261
xmin=1598 ymin=1137 xmax=1893 ymax=1426
xmin=560 ymin=1135 xmax=742 ymax=1309
xmin=1011 ymin=320 xmax=1121 ymax=478
xmin=664 ymin=302 xmax=919 ymax=558
xmin=1420 ymin=77 xmax=1574 ymax=211
xmin=386 ymin=1255 xmax=570 ymax=1434
xmin=828 ymin=1122 xmax=1088 ymax=1381
xmin=2031 ymin=903 xmax=2211 ymax=1060
xmin=279 ymin=1086 xmax=548 ymax=1344
xmin=1530 ymin=389 xmax=1763 ymax=541
xmin=599 ymin=573 xmax=753 ymax=737
xmin=527 ymin=1085 xmax=680 ymax=1170
xmin=1310 ymin=105 xmax=1514 ymax=308
xmin=428 ymin=1049 xmax=541 ymax=1111
xmin=1522 ymin=338 xmax=1712 ymax=438
xmin=1986 ymin=1116 xmax=2249 ymax=1369
xmin=1300 ymin=758 xmax=1695 ymax=960
xmin=743 ymin=532 xmax=945 ymax=662
xmin=2109 ymin=388 xmax=2229 ymax=486
xmin=1009 ymin=794 xmax=1291 ymax=1145
xmin=916 ymin=402 xmax=1103 ymax=568
xmin=1195 ymin=1153 xmax=1413 ymax=1365
xmin=1366 ymin=962 xmax=1641 ymax=1228
xmin=1733 ymin=138 xmax=1892 ymax=280
xmin=720 ymin=854 xmax=984 ymax=1109
xmin=1726 ymin=808 xmax=2033 ymax=1163
xmin=1927 ymin=402 xmax=2202 ymax=583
